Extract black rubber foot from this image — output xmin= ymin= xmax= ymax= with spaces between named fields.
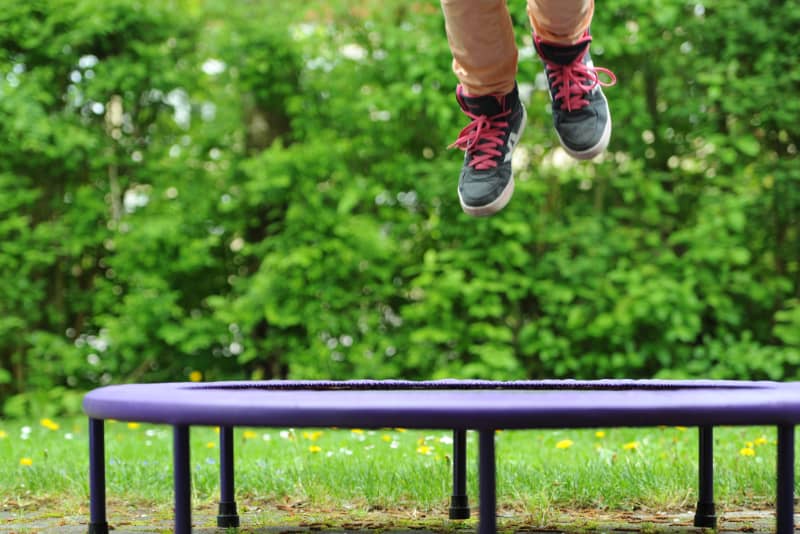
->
xmin=693 ymin=501 xmax=717 ymax=529
xmin=217 ymin=501 xmax=240 ymax=528
xmin=88 ymin=522 xmax=110 ymax=534
xmin=449 ymin=495 xmax=470 ymax=520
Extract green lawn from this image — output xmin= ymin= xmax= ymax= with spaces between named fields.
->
xmin=0 ymin=417 xmax=785 ymax=522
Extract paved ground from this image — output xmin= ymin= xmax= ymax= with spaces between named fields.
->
xmin=0 ymin=507 xmax=790 ymax=533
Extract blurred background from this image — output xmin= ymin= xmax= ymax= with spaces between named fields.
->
xmin=0 ymin=0 xmax=797 ymax=417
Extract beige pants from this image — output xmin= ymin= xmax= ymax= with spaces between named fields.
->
xmin=441 ymin=0 xmax=594 ymax=95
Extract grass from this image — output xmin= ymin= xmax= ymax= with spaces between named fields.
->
xmin=0 ymin=418 xmax=787 ymax=529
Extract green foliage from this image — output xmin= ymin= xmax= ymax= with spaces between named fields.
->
xmin=0 ymin=420 xmax=784 ymax=514
xmin=0 ymin=0 xmax=797 ymax=414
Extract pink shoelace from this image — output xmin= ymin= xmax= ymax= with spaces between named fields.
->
xmin=544 ymin=52 xmax=616 ymax=112
xmin=448 ymin=109 xmax=511 ymax=170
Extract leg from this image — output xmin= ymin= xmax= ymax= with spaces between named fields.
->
xmin=528 ymin=0 xmax=614 ymax=160
xmin=173 ymin=425 xmax=192 ymax=534
xmin=217 ymin=426 xmax=240 ymax=527
xmin=449 ymin=429 xmax=470 ymax=520
xmin=440 ymin=0 xmax=527 ymax=217
xmin=88 ymin=418 xmax=109 ymax=534
xmin=526 ymin=0 xmax=594 ymax=44
xmin=693 ymin=426 xmax=717 ymax=528
xmin=440 ymin=0 xmax=517 ymax=96
xmin=478 ymin=430 xmax=496 ymax=534
xmin=776 ymin=425 xmax=795 ymax=534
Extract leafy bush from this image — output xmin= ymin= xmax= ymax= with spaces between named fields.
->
xmin=0 ymin=0 xmax=797 ymax=414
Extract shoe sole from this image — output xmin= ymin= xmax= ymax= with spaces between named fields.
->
xmin=459 ymin=105 xmax=527 ymax=217
xmin=558 ymin=89 xmax=612 ymax=161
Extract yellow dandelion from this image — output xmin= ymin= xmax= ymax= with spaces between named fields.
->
xmin=242 ymin=430 xmax=257 ymax=440
xmin=189 ymin=370 xmax=203 ymax=382
xmin=214 ymin=427 xmax=220 ymax=434
xmin=19 ymin=458 xmax=33 ymax=467
xmin=555 ymin=439 xmax=574 ymax=449
xmin=302 ymin=431 xmax=323 ymax=441
xmin=0 ymin=430 xmax=8 ymax=439
xmin=206 ymin=442 xmax=216 ymax=449
xmin=740 ymin=447 xmax=756 ymax=457
xmin=351 ymin=429 xmax=364 ymax=435
xmin=127 ymin=422 xmax=140 ymax=430
xmin=745 ymin=441 xmax=754 ymax=449
xmin=754 ymin=436 xmax=768 ymax=446
xmin=595 ymin=431 xmax=606 ymax=439
xmin=382 ymin=434 xmax=393 ymax=442
xmin=395 ymin=428 xmax=407 ymax=433
xmin=623 ymin=441 xmax=640 ymax=451
xmin=674 ymin=426 xmax=688 ymax=432
xmin=308 ymin=445 xmax=322 ymax=453
xmin=416 ymin=445 xmax=433 ymax=455
xmin=39 ymin=418 xmax=58 ymax=430
xmin=40 ymin=418 xmax=60 ymax=431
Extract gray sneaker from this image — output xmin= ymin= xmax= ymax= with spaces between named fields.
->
xmin=450 ymin=83 xmax=527 ymax=217
xmin=534 ymin=31 xmax=616 ymax=160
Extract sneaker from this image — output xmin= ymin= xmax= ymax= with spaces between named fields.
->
xmin=449 ymin=83 xmax=527 ymax=217
xmin=534 ymin=31 xmax=616 ymax=160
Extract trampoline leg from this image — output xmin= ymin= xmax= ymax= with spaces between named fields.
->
xmin=449 ymin=429 xmax=470 ymax=520
xmin=693 ymin=426 xmax=716 ymax=529
xmin=88 ymin=418 xmax=109 ymax=534
xmin=173 ymin=425 xmax=192 ymax=534
xmin=776 ymin=425 xmax=795 ymax=534
xmin=478 ymin=430 xmax=496 ymax=534
xmin=217 ymin=426 xmax=240 ymax=528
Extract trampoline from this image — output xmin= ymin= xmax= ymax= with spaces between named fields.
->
xmin=83 ymin=379 xmax=800 ymax=533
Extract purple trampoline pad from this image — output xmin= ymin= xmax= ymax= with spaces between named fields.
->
xmin=82 ymin=379 xmax=800 ymax=430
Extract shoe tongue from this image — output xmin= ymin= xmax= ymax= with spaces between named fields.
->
xmin=537 ymin=39 xmax=589 ymax=66
xmin=459 ymin=92 xmax=506 ymax=116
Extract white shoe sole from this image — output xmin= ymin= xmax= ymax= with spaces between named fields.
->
xmin=460 ymin=176 xmax=515 ymax=217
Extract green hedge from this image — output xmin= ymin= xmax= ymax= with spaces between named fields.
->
xmin=0 ymin=0 xmax=797 ymax=415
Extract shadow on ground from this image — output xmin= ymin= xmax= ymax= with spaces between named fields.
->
xmin=0 ymin=510 xmax=788 ymax=534
xmin=0 ymin=504 xmax=789 ymax=533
